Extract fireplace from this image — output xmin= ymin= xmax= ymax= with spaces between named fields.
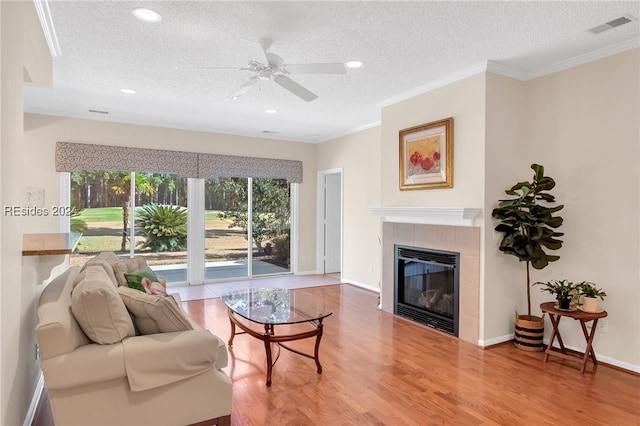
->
xmin=394 ymin=244 xmax=460 ymax=336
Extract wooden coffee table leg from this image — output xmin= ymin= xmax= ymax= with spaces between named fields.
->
xmin=264 ymin=324 xmax=274 ymax=387
xmin=227 ymin=309 xmax=236 ymax=347
xmin=314 ymin=320 xmax=324 ymax=374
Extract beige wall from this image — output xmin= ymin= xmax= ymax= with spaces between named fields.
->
xmin=321 ymin=49 xmax=639 ymax=370
xmin=380 ymin=73 xmax=486 ymax=211
xmin=520 ymin=49 xmax=639 ymax=368
xmin=483 ymin=73 xmax=529 ymax=343
xmin=1 ymin=2 xmax=52 ymax=425
xmin=3 ymin=6 xmax=639 ymax=423
xmin=316 ymin=126 xmax=381 ymax=289
xmin=22 ymin=114 xmax=319 ymax=273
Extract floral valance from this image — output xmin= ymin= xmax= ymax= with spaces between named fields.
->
xmin=197 ymin=153 xmax=303 ymax=182
xmin=55 ymin=142 xmax=303 ymax=183
xmin=55 ymin=142 xmax=198 ymax=177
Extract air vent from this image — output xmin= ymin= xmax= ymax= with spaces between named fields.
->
xmin=588 ymin=14 xmax=637 ymax=34
xmin=88 ymin=109 xmax=109 ymax=115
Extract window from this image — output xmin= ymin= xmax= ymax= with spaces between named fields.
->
xmin=70 ymin=171 xmax=291 ymax=284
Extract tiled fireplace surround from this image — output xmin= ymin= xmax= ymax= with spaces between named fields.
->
xmin=377 ymin=212 xmax=481 ymax=344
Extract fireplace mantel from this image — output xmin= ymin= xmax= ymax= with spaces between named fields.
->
xmin=370 ymin=207 xmax=481 ymax=226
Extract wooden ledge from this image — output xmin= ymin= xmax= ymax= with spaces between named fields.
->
xmin=22 ymin=232 xmax=82 ymax=256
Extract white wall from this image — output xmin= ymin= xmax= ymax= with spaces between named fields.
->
xmin=22 ymin=114 xmax=319 ymax=273
xmin=1 ymin=2 xmax=52 ymax=424
xmin=316 ymin=126 xmax=382 ymax=290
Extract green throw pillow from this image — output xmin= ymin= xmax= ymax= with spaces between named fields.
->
xmin=124 ymin=267 xmax=158 ymax=292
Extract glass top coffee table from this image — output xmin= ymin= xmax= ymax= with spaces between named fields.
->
xmin=220 ymin=287 xmax=333 ymax=386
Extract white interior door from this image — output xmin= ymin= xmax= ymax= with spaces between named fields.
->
xmin=324 ymin=173 xmax=341 ymax=273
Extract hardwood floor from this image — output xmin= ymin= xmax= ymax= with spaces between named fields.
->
xmin=184 ymin=284 xmax=639 ymax=426
xmin=34 ymin=283 xmax=639 ymax=425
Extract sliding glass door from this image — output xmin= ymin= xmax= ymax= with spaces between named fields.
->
xmin=70 ymin=172 xmax=292 ymax=284
xmin=70 ymin=170 xmax=188 ymax=283
xmin=203 ymin=177 xmax=291 ymax=281
xmin=204 ymin=177 xmax=249 ymax=280
xmin=251 ymin=178 xmax=291 ymax=276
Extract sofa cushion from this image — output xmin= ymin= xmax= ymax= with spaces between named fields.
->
xmin=123 ymin=266 xmax=158 ymax=292
xmin=71 ymin=265 xmax=136 ymax=344
xmin=118 ymin=286 xmax=193 ymax=335
xmin=113 ymin=256 xmax=150 ymax=287
xmin=36 ymin=267 xmax=91 ymax=360
xmin=77 ymin=260 xmax=115 ymax=289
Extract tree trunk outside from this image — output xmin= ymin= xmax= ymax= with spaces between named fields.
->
xmin=120 ymin=201 xmax=129 ymax=252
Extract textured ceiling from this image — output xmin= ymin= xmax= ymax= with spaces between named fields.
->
xmin=23 ymin=1 xmax=640 ymax=143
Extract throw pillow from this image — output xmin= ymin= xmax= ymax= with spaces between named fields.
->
xmin=112 ymin=256 xmax=150 ymax=287
xmin=124 ymin=266 xmax=158 ymax=292
xmin=118 ymin=286 xmax=193 ymax=335
xmin=71 ymin=265 xmax=136 ymax=344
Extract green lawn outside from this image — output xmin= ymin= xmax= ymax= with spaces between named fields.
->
xmin=77 ymin=207 xmax=222 ymax=223
xmin=76 ymin=207 xmax=124 ymax=222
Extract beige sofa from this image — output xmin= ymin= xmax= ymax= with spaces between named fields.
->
xmin=36 ymin=253 xmax=232 ymax=426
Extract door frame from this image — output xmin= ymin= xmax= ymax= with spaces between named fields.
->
xmin=316 ymin=168 xmax=343 ymax=275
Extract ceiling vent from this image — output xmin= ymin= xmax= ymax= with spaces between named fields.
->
xmin=89 ymin=109 xmax=109 ymax=115
xmin=588 ymin=14 xmax=637 ymax=34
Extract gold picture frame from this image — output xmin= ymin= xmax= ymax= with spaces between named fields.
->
xmin=399 ymin=117 xmax=453 ymax=190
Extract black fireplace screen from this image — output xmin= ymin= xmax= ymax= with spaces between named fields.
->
xmin=394 ymin=245 xmax=459 ymax=336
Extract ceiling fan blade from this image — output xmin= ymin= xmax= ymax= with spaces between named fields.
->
xmin=283 ymin=63 xmax=347 ymax=74
xmin=273 ymin=74 xmax=318 ymax=102
xmin=226 ymin=76 xmax=259 ymax=100
xmin=240 ymin=36 xmax=272 ymax=64
xmin=178 ymin=67 xmax=249 ymax=71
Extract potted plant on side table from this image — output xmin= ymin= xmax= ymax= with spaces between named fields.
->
xmin=534 ymin=279 xmax=577 ymax=311
xmin=577 ymin=282 xmax=607 ymax=313
xmin=492 ymin=164 xmax=564 ymax=351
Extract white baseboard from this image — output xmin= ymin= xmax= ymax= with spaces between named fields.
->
xmin=478 ymin=334 xmax=639 ymax=373
xmin=544 ymin=339 xmax=640 ymax=374
xmin=340 ymin=277 xmax=380 ymax=293
xmin=24 ymin=372 xmax=44 ymax=426
xmin=478 ymin=334 xmax=514 ymax=347
xmin=295 ymin=269 xmax=319 ymax=276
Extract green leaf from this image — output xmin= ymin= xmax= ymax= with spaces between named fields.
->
xmin=531 ymin=164 xmax=544 ymax=180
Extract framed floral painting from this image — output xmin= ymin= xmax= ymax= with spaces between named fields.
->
xmin=399 ymin=117 xmax=453 ymax=190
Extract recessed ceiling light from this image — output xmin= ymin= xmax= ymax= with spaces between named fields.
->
xmin=265 ymin=109 xmax=277 ymax=114
xmin=132 ymin=8 xmax=161 ymax=23
xmin=346 ymin=60 xmax=364 ymax=69
xmin=120 ymin=88 xmax=136 ymax=94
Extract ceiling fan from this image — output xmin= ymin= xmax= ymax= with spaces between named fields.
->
xmin=183 ymin=38 xmax=347 ymax=102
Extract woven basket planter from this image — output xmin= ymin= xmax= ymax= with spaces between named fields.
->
xmin=514 ymin=312 xmax=545 ymax=352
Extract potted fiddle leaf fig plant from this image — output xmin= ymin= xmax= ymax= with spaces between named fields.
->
xmin=492 ymin=164 xmax=564 ymax=351
xmin=577 ymin=281 xmax=607 ymax=313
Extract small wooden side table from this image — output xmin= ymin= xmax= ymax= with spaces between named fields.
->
xmin=540 ymin=301 xmax=608 ymax=373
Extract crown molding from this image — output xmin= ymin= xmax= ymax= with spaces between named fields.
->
xmin=485 ymin=61 xmax=529 ymax=80
xmin=487 ymin=37 xmax=640 ymax=82
xmin=320 ymin=120 xmax=381 ymax=143
xmin=376 ymin=62 xmax=488 ymax=108
xmin=525 ymin=37 xmax=640 ymax=81
xmin=33 ymin=0 xmax=61 ymax=57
